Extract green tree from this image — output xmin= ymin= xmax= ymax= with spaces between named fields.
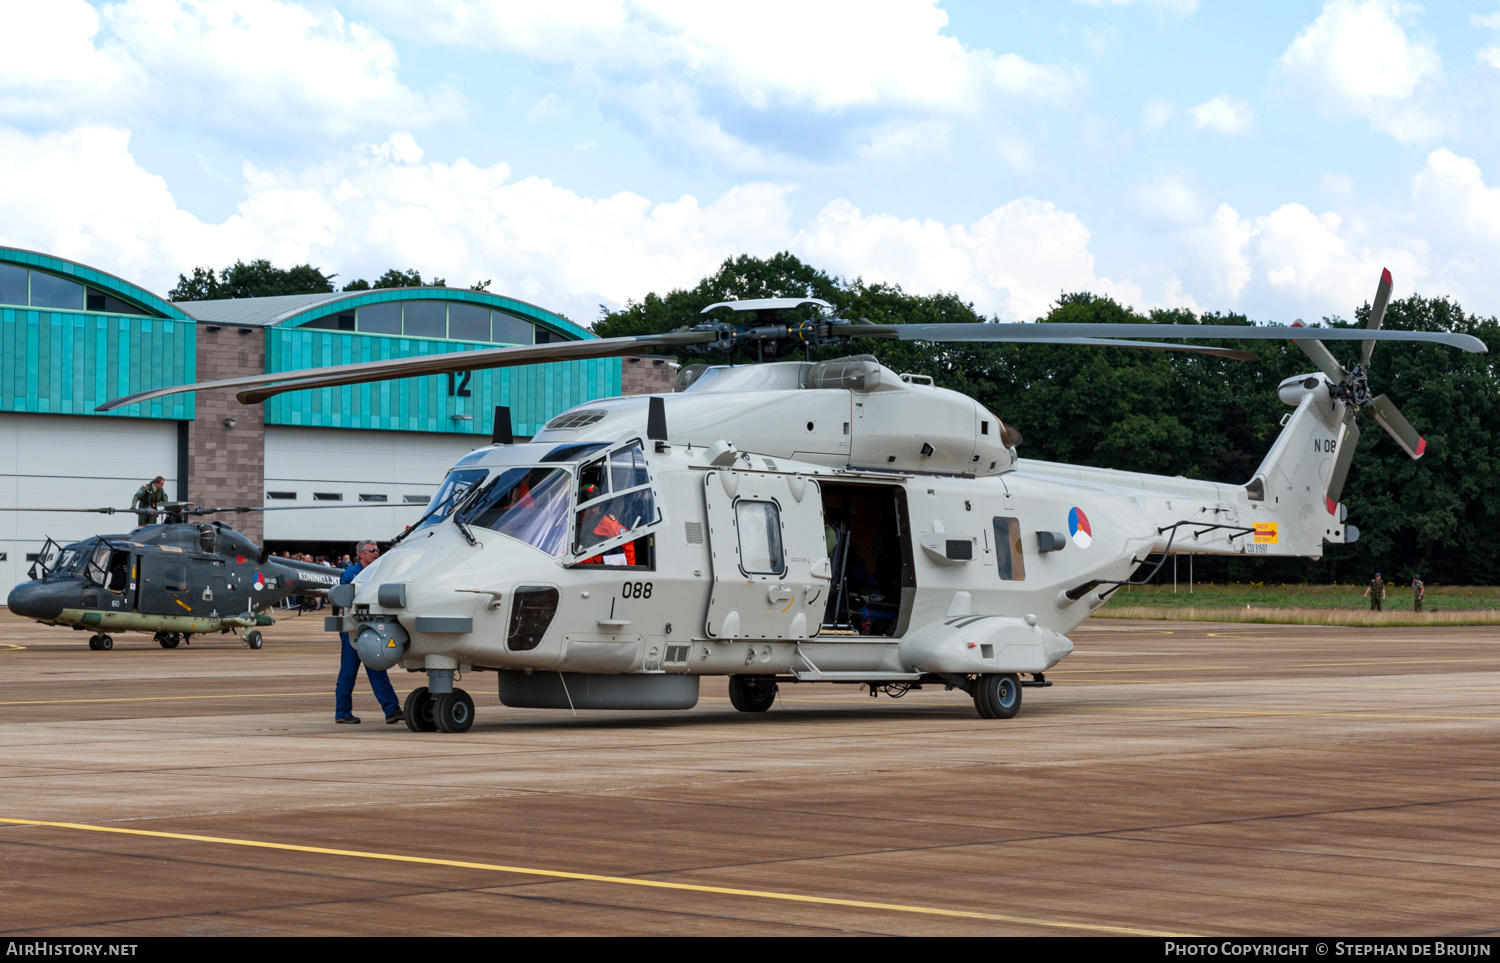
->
xmin=168 ymin=259 xmax=334 ymax=300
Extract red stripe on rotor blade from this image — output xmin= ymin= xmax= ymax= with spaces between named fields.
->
xmin=1381 ymin=267 xmax=1392 ymax=288
xmin=1416 ymin=437 xmax=1426 ymax=457
xmin=1326 ymin=496 xmax=1337 ymax=515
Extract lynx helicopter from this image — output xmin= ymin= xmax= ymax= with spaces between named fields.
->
xmin=5 ymin=502 xmax=345 ymax=650
xmin=101 ymin=269 xmax=1485 ymax=729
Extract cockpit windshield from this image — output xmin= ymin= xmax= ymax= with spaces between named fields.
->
xmin=456 ymin=467 xmax=572 ymax=557
xmin=414 ymin=468 xmax=489 ymax=531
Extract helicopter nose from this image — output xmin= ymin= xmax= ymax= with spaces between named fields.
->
xmin=6 ymin=580 xmax=67 ymax=621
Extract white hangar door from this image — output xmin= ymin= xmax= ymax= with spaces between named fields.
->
xmin=262 ymin=427 xmax=485 ymax=543
xmin=0 ymin=413 xmax=180 ymax=597
xmin=702 ymin=471 xmax=829 ymax=641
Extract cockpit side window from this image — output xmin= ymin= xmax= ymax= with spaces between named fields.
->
xmin=573 ymin=441 xmax=658 ymax=567
xmin=84 ymin=545 xmax=111 ymax=586
xmin=577 ymin=457 xmax=606 ymax=503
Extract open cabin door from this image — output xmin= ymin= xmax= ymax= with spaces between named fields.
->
xmin=703 ymin=471 xmax=829 ymax=641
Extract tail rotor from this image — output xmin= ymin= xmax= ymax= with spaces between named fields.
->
xmin=1291 ymin=268 xmax=1425 ymax=508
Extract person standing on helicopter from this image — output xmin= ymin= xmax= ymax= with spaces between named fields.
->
xmin=131 ymin=476 xmax=168 ymax=527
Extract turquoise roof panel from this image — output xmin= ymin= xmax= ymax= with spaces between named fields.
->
xmin=0 ymin=247 xmax=191 ymax=321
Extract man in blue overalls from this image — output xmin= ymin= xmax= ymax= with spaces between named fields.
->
xmin=336 ymin=540 xmax=403 ymax=725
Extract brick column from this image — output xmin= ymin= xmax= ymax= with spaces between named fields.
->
xmin=621 ymin=355 xmax=678 ymax=395
xmin=189 ymin=325 xmax=266 ymax=544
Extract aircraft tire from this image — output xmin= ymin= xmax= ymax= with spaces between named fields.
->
xmin=728 ymin=675 xmax=777 ymax=712
xmin=96 ymin=634 xmax=113 ymax=652
xmin=435 ymin=689 xmax=475 ymax=733
xmin=404 ymin=687 xmax=437 ymax=732
xmin=87 ymin=636 xmax=100 ymax=651
xmin=974 ymin=673 xmax=1021 ymax=720
xmin=244 ymin=630 xmax=263 ymax=650
xmin=156 ymin=632 xmax=181 ymax=649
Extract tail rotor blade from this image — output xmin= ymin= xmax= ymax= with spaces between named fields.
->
xmin=1360 ymin=268 xmax=1393 ymax=369
xmin=1326 ymin=413 xmax=1360 ymax=511
xmin=1369 ymin=393 xmax=1426 ymax=459
xmin=1291 ymin=319 xmax=1348 ymax=381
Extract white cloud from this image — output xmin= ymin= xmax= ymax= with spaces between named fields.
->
xmin=855 ymin=121 xmax=953 ymax=162
xmin=1474 ymin=12 xmax=1500 ymax=69
xmin=0 ymin=0 xmax=457 ymax=142
xmin=1177 ymin=203 xmax=1252 ymax=301
xmin=1074 ymin=0 xmax=1200 ymax=16
xmin=1275 ymin=0 xmax=1444 ymax=143
xmin=1134 ymin=176 xmax=1204 ymax=224
xmin=795 ymin=197 xmax=1143 ymax=320
xmin=368 ymin=1 xmax=1084 ymax=165
xmin=1189 ymin=95 xmax=1254 ymax=135
xmin=0 ymin=124 xmax=1145 ymax=325
xmin=1142 ymin=99 xmax=1176 ymax=130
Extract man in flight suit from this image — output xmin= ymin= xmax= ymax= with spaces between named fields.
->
xmin=578 ymin=485 xmax=635 ymax=565
xmin=131 ymin=476 xmax=168 ymax=527
xmin=335 ymin=540 xmax=403 ymax=725
xmin=1363 ymin=572 xmax=1386 ymax=612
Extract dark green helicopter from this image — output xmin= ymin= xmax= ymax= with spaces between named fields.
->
xmin=6 ymin=503 xmax=343 ymax=650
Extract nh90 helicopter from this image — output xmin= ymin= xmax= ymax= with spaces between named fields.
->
xmin=103 ymin=270 xmax=1484 ymax=727
xmin=6 ymin=504 xmax=343 ymax=650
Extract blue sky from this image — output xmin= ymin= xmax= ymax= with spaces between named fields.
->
xmin=2 ymin=1 xmax=1498 ymax=326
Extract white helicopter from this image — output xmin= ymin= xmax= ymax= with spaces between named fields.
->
xmin=105 ymin=270 xmax=1484 ymax=731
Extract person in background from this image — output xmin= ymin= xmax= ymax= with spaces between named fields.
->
xmin=1363 ymin=572 xmax=1386 ymax=612
xmin=1412 ymin=575 xmax=1425 ymax=613
xmin=131 ymin=476 xmax=168 ymax=527
xmin=335 ymin=540 xmax=402 ymax=725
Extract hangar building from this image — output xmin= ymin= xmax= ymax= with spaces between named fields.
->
xmin=0 ymin=246 xmax=675 ymax=596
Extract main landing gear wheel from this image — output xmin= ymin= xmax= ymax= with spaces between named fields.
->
xmin=243 ymin=629 xmax=263 ymax=650
xmin=435 ymin=689 xmax=474 ymax=733
xmin=404 ymin=687 xmax=438 ymax=732
xmin=155 ymin=632 xmax=181 ymax=649
xmin=88 ymin=634 xmax=113 ymax=651
xmin=973 ymin=673 xmax=1021 ymax=720
xmin=728 ymin=675 xmax=778 ymax=712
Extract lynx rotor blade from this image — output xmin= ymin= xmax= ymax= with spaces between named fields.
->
xmin=97 ymin=331 xmax=717 ymax=412
xmin=873 ymin=322 xmax=1487 ymax=352
xmin=1289 ymin=320 xmax=1348 ymax=382
xmin=1369 ymin=393 xmax=1426 ymax=459
xmin=1326 ymin=412 xmax=1361 ymax=510
xmin=1361 ymin=268 xmax=1393 ymax=370
xmin=0 ymin=506 xmax=130 ymax=514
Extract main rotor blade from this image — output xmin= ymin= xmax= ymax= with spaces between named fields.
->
xmin=1361 ymin=268 xmax=1393 ymax=370
xmin=97 ymin=331 xmax=717 ymax=412
xmin=1326 ymin=411 xmax=1360 ymax=509
xmin=1369 ymin=393 xmax=1426 ymax=459
xmin=190 ymin=503 xmax=430 ymax=514
xmin=0 ymin=506 xmax=130 ymax=514
xmin=1045 ymin=338 xmax=1257 ymax=361
xmin=1290 ymin=319 xmax=1348 ymax=382
xmin=871 ymin=322 xmax=1487 ymax=353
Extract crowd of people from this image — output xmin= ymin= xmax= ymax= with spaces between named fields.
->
xmin=268 ymin=551 xmax=355 ymax=611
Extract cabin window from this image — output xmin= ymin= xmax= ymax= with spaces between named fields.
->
xmin=106 ymin=552 xmax=130 ymax=593
xmin=993 ymin=517 xmax=1025 ymax=581
xmin=736 ymin=500 xmax=785 ymax=576
xmin=163 ymin=561 xmax=189 ymax=593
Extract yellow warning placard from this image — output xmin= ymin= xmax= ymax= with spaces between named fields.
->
xmin=1253 ymin=522 xmax=1278 ymax=544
